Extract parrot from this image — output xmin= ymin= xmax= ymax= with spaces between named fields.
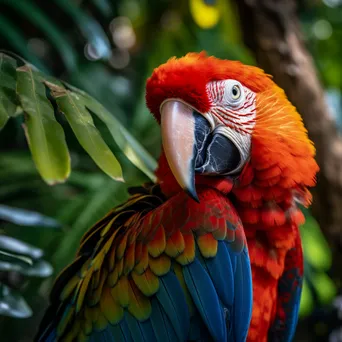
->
xmin=35 ymin=52 xmax=319 ymax=342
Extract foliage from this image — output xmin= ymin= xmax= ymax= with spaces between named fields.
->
xmin=0 ymin=206 xmax=57 ymax=318
xmin=0 ymin=52 xmax=156 ymax=184
xmin=299 ymin=213 xmax=336 ymax=317
xmin=0 ymin=0 xmax=341 ymax=341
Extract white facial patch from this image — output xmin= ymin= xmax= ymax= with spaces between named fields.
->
xmin=206 ymin=80 xmax=257 ymax=134
xmin=204 ymin=80 xmax=257 ymax=174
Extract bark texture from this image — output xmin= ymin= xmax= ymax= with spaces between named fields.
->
xmin=232 ymin=0 xmax=342 ymax=281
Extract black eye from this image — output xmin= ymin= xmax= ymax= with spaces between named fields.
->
xmin=231 ymin=85 xmax=241 ymax=99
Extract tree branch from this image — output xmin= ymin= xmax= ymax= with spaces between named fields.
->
xmin=232 ymin=0 xmax=342 ymax=280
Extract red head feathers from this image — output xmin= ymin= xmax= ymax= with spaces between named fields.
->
xmin=146 ymin=52 xmax=319 ymax=206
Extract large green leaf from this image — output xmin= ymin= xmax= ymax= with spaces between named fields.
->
xmin=16 ymin=65 xmax=71 ymax=185
xmin=63 ymin=82 xmax=157 ymax=181
xmin=86 ymin=99 xmax=157 ymax=181
xmin=46 ymin=81 xmax=123 ymax=182
xmin=0 ymin=53 xmax=18 ymax=129
xmin=1 ymin=52 xmax=156 ymax=185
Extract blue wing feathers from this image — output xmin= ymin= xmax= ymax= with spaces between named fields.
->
xmin=43 ymin=243 xmax=252 ymax=342
xmin=138 ymin=317 xmax=158 ymax=342
xmin=269 ymin=266 xmax=303 ymax=342
xmin=125 ymin=312 xmax=155 ymax=342
xmin=203 ymin=241 xmax=235 ymax=309
xmin=112 ymin=319 xmax=133 ymax=342
xmin=268 ymin=236 xmax=304 ymax=342
xmin=157 ymin=272 xmax=190 ymax=341
xmin=36 ymin=188 xmax=254 ymax=342
xmin=183 ymin=257 xmax=227 ymax=342
xmin=150 ymin=298 xmax=179 ymax=341
xmin=44 ymin=329 xmax=56 ymax=342
xmin=232 ymin=248 xmax=253 ymax=342
xmin=90 ymin=328 xmax=115 ymax=342
xmin=187 ymin=315 xmax=214 ymax=342
xmin=39 ymin=244 xmax=252 ymax=342
xmin=149 ymin=299 xmax=172 ymax=341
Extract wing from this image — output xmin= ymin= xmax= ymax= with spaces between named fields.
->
xmin=36 ymin=184 xmax=252 ymax=342
xmin=268 ymin=230 xmax=303 ymax=342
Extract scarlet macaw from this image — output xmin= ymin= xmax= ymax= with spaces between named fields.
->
xmin=36 ymin=52 xmax=319 ymax=342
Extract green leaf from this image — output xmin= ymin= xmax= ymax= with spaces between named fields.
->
xmin=45 ymin=81 xmax=123 ymax=181
xmin=0 ymin=250 xmax=32 ymax=268
xmin=312 ymin=272 xmax=337 ymax=305
xmin=87 ymin=99 xmax=157 ymax=181
xmin=0 ymin=257 xmax=53 ymax=277
xmin=0 ymin=205 xmax=61 ymax=228
xmin=299 ymin=279 xmax=314 ymax=317
xmin=0 ymin=53 xmax=18 ymax=129
xmin=301 ymin=216 xmax=332 ymax=271
xmin=0 ymin=236 xmax=43 ymax=260
xmin=16 ymin=65 xmax=71 ymax=185
xmin=63 ymin=84 xmax=157 ymax=181
xmin=0 ymin=285 xmax=32 ymax=318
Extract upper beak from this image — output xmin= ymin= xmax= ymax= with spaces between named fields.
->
xmin=160 ymin=100 xmax=242 ymax=202
xmin=160 ymin=100 xmax=199 ymax=202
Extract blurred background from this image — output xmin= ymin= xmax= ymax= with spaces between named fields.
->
xmin=0 ymin=0 xmax=341 ymax=341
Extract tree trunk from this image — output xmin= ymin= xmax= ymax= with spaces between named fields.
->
xmin=232 ymin=0 xmax=342 ymax=281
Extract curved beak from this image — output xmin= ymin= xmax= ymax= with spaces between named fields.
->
xmin=160 ymin=100 xmax=199 ymax=202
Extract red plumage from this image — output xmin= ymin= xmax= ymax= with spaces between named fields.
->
xmin=146 ymin=52 xmax=319 ymax=341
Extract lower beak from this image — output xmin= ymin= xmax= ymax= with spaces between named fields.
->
xmin=160 ymin=100 xmax=200 ymax=202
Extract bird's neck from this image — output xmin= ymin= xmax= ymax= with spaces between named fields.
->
xmin=155 ymin=153 xmax=307 ymax=237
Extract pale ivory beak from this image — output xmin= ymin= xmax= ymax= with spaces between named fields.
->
xmin=160 ymin=100 xmax=199 ymax=202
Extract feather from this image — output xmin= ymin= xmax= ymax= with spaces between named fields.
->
xmin=156 ymin=271 xmax=190 ymax=341
xmin=203 ymin=240 xmax=234 ymax=308
xmin=125 ymin=312 xmax=156 ymax=342
xmin=43 ymin=328 xmax=56 ymax=342
xmin=231 ymin=249 xmax=253 ymax=342
xmin=150 ymin=298 xmax=178 ymax=342
xmin=89 ymin=327 xmax=115 ymax=342
xmin=183 ymin=257 xmax=227 ymax=341
xmin=268 ymin=231 xmax=303 ymax=341
xmin=131 ymin=268 xmax=159 ymax=297
xmin=165 ymin=230 xmax=185 ymax=257
xmin=187 ymin=315 xmax=213 ymax=342
xmin=100 ymin=287 xmax=123 ymax=324
xmin=117 ymin=319 xmax=134 ymax=342
xmin=197 ymin=233 xmax=218 ymax=258
xmin=149 ymin=254 xmax=171 ymax=276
